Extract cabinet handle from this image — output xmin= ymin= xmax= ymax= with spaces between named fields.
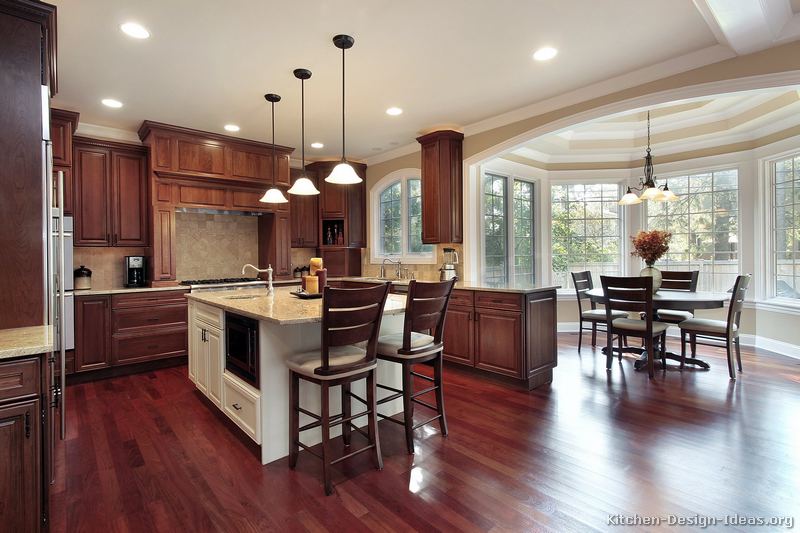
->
xmin=232 ymin=403 xmax=242 ymax=411
xmin=25 ymin=411 xmax=31 ymax=438
xmin=202 ymin=329 xmax=206 ymax=342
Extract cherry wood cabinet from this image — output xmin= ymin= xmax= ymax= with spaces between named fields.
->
xmin=74 ymin=138 xmax=148 ymax=247
xmin=258 ymin=212 xmax=293 ymax=280
xmin=306 ymin=160 xmax=366 ymax=247
xmin=75 ymin=295 xmax=111 ymax=372
xmin=50 ymin=109 xmax=79 ymax=216
xmin=0 ymin=398 xmax=41 ymax=533
xmin=290 ymin=169 xmax=319 ymax=248
xmin=442 ymin=288 xmax=557 ymax=389
xmin=416 ymin=130 xmax=464 ymax=244
xmin=319 ymin=247 xmax=362 ymax=277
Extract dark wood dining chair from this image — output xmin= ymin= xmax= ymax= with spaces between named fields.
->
xmin=370 ymin=278 xmax=456 ymax=454
xmin=285 ymin=283 xmax=390 ymax=495
xmin=678 ymin=274 xmax=751 ymax=379
xmin=655 ymin=270 xmax=699 ymax=324
xmin=571 ymin=271 xmax=628 ymax=352
xmin=600 ymin=276 xmax=670 ymax=379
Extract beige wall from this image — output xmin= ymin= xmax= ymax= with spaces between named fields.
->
xmin=174 ymin=212 xmax=258 ymax=281
xmin=73 ymin=247 xmax=147 ymax=290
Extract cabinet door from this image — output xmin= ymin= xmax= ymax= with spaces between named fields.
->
xmin=275 ymin=213 xmax=292 ymax=277
xmin=442 ymin=306 xmax=474 ymax=366
xmin=346 ymin=180 xmax=366 ymax=247
xmin=75 ymin=296 xmax=111 ymax=372
xmin=194 ymin=323 xmax=208 ymax=394
xmin=320 ymin=179 xmax=346 ymax=219
xmin=206 ymin=326 xmax=223 ymax=407
xmin=111 ymin=150 xmax=148 ymax=246
xmin=290 ymin=171 xmax=319 ymax=248
xmin=474 ymin=308 xmax=522 ymax=377
xmin=0 ymin=400 xmax=40 ymax=533
xmin=54 ymin=165 xmax=73 ymax=216
xmin=74 ymin=146 xmax=111 ymax=246
xmin=188 ymin=312 xmax=198 ymax=384
xmin=51 ymin=119 xmax=71 ymax=166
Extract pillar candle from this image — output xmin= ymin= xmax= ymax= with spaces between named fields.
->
xmin=315 ymin=268 xmax=327 ymax=289
xmin=304 ymin=275 xmax=319 ymax=294
xmin=309 ymin=257 xmax=323 ymax=275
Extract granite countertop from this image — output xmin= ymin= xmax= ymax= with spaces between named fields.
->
xmin=75 ymin=286 xmax=190 ymax=296
xmin=0 ymin=326 xmax=54 ymax=360
xmin=186 ymin=287 xmax=407 ymax=326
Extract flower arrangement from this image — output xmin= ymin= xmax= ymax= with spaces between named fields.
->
xmin=631 ymin=230 xmax=671 ymax=266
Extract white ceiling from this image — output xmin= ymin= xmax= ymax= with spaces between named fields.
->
xmin=507 ymin=87 xmax=800 ymax=163
xmin=49 ymin=0 xmax=798 ymax=161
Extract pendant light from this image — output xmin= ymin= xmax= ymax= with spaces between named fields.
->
xmin=259 ymin=93 xmax=289 ymax=204
xmin=618 ymin=111 xmax=679 ymax=205
xmin=325 ymin=34 xmax=362 ymax=185
xmin=287 ymin=68 xmax=320 ymax=196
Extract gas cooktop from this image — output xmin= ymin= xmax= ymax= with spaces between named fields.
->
xmin=179 ymin=277 xmax=262 ymax=286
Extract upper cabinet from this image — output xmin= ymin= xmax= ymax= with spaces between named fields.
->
xmin=289 ymin=169 xmax=319 ymax=248
xmin=138 ymin=121 xmax=292 ymax=187
xmin=50 ymin=109 xmax=79 ymax=167
xmin=306 ymin=161 xmax=367 ymax=248
xmin=74 ymin=137 xmax=148 ymax=247
xmin=416 ymin=130 xmax=464 ymax=244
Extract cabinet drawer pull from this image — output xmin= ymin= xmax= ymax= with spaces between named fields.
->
xmin=232 ymin=403 xmax=242 ymax=411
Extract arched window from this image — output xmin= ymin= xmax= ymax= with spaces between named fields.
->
xmin=371 ymin=170 xmax=435 ymax=263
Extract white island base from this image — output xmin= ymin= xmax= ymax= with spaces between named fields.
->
xmin=186 ymin=289 xmax=406 ymax=465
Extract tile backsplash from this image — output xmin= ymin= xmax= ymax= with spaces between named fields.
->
xmin=175 ymin=212 xmax=259 ymax=281
xmin=360 ymin=243 xmax=463 ymax=281
xmin=73 ymin=247 xmax=147 ymax=290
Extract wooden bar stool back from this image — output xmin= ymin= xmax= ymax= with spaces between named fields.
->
xmin=600 ymin=276 xmax=670 ymax=379
xmin=367 ymin=278 xmax=456 ymax=454
xmin=571 ymin=271 xmax=627 ymax=351
xmin=286 ymin=283 xmax=390 ymax=495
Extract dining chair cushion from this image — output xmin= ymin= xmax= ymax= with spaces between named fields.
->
xmin=612 ymin=318 xmax=669 ymax=335
xmin=678 ymin=318 xmax=737 ymax=335
xmin=582 ymin=309 xmax=628 ymax=320
xmin=377 ymin=332 xmax=438 ymax=358
xmin=286 ymin=343 xmax=373 ymax=379
xmin=656 ymin=309 xmax=694 ymax=321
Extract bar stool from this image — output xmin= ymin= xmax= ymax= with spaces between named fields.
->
xmin=286 ymin=283 xmax=390 ymax=495
xmin=370 ymin=279 xmax=455 ymax=454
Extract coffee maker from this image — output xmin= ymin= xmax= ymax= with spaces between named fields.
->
xmin=124 ymin=256 xmax=146 ymax=288
xmin=439 ymin=248 xmax=459 ymax=281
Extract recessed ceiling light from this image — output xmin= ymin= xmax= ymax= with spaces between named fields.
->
xmin=101 ymin=98 xmax=123 ymax=108
xmin=120 ymin=22 xmax=150 ymax=39
xmin=311 ymin=142 xmax=324 ymax=149
xmin=224 ymin=124 xmax=240 ymax=132
xmin=533 ymin=46 xmax=558 ymax=61
xmin=386 ymin=107 xmax=403 ymax=116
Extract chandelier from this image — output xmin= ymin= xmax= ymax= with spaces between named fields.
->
xmin=618 ymin=111 xmax=679 ymax=205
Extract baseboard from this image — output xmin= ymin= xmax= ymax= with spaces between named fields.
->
xmin=558 ymin=323 xmax=800 ymax=360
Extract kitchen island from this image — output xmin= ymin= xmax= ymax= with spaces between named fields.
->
xmin=186 ymin=286 xmax=406 ymax=464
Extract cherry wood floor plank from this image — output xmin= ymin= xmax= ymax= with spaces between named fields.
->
xmin=50 ymin=335 xmax=800 ymax=532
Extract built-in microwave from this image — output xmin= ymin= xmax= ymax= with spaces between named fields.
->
xmin=225 ymin=313 xmax=259 ymax=389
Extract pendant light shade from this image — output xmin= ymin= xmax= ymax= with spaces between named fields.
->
xmin=619 ymin=187 xmax=643 ymax=205
xmin=325 ymin=34 xmax=362 ymax=185
xmin=288 ymin=68 xmax=320 ymax=196
xmin=659 ymin=184 xmax=679 ymax=202
xmin=640 ymin=186 xmax=663 ymax=201
xmin=260 ymin=93 xmax=288 ymax=204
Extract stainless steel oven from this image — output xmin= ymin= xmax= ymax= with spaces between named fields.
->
xmin=225 ymin=313 xmax=259 ymax=389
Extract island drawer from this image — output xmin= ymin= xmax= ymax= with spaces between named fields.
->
xmin=112 ymin=303 xmax=187 ymax=333
xmin=112 ymin=290 xmax=189 ymax=309
xmin=112 ymin=327 xmax=187 ymax=365
xmin=450 ymin=289 xmax=474 ymax=307
xmin=193 ymin=302 xmax=224 ymax=329
xmin=222 ymin=373 xmax=261 ymax=444
xmin=475 ymin=291 xmax=523 ymax=311
xmin=0 ymin=357 xmax=40 ymax=403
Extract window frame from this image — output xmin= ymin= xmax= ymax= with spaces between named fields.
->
xmin=369 ymin=169 xmax=436 ymax=265
xmin=479 ymin=171 xmax=538 ymax=287
xmin=548 ymin=180 xmax=627 ymax=290
xmin=764 ymin=151 xmax=800 ymax=307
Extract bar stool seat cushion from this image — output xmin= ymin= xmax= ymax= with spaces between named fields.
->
xmin=377 ymin=332 xmax=437 ymax=358
xmin=612 ymin=318 xmax=669 ymax=334
xmin=657 ymin=309 xmax=694 ymax=321
xmin=286 ymin=343 xmax=372 ymax=380
xmin=678 ymin=318 xmax=736 ymax=335
xmin=582 ymin=309 xmax=628 ymax=320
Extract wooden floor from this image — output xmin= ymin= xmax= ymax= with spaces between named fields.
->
xmin=50 ymin=335 xmax=800 ymax=532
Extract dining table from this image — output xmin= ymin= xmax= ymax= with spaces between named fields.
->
xmin=585 ymin=288 xmax=729 ymax=370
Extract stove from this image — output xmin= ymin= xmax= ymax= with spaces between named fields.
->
xmin=180 ymin=277 xmax=267 ymax=292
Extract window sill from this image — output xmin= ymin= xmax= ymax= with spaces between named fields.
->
xmin=752 ymin=298 xmax=800 ymax=316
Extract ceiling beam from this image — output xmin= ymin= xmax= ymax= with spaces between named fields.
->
xmin=694 ymin=0 xmax=800 ymax=54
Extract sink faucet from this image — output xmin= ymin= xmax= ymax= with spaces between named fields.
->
xmin=242 ymin=263 xmax=274 ymax=294
xmin=380 ymin=258 xmax=402 ymax=279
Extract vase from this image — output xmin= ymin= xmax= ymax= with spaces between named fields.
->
xmin=640 ymin=263 xmax=662 ymax=293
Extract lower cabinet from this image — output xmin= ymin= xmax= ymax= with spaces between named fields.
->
xmin=75 ymin=295 xmax=111 ymax=372
xmin=442 ymin=288 xmax=557 ymax=389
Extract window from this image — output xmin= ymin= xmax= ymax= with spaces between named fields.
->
xmin=772 ymin=155 xmax=800 ymax=300
xmin=373 ymin=173 xmax=434 ymax=262
xmin=481 ymin=173 xmax=536 ymax=288
xmin=646 ymin=169 xmax=739 ymax=292
xmin=551 ymin=183 xmax=623 ymax=289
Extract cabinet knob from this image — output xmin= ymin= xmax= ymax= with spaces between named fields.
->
xmin=232 ymin=403 xmax=242 ymax=411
